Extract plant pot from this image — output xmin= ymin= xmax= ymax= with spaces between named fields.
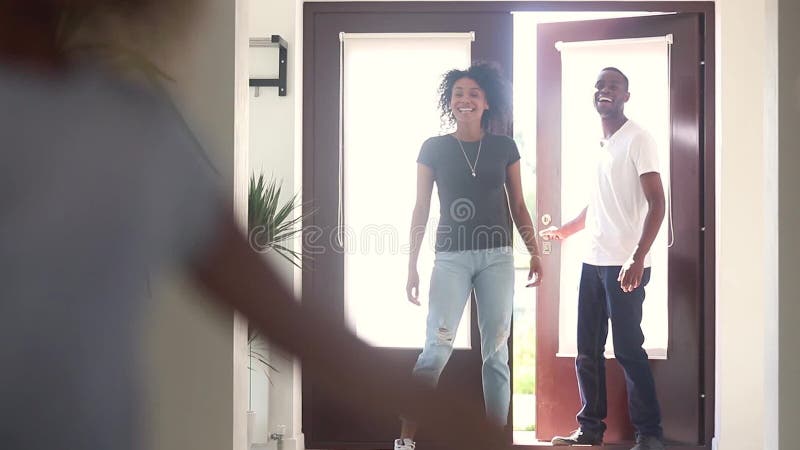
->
xmin=247 ymin=410 xmax=257 ymax=448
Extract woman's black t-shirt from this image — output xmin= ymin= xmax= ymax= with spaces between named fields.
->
xmin=417 ymin=133 xmax=521 ymax=252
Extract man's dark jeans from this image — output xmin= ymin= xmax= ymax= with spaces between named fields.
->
xmin=575 ymin=263 xmax=662 ymax=439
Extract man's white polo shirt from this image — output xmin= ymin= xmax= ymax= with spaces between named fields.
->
xmin=584 ymin=119 xmax=660 ymax=267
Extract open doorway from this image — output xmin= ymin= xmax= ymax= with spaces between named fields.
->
xmin=514 ymin=10 xmax=708 ymax=447
xmin=510 ymin=10 xmax=671 ymax=443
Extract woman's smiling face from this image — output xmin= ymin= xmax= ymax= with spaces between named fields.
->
xmin=450 ymin=77 xmax=489 ymax=126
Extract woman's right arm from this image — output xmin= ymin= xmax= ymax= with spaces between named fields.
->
xmin=406 ymin=163 xmax=435 ymax=305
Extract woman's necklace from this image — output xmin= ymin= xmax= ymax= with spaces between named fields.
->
xmin=452 ymin=134 xmax=482 ymax=178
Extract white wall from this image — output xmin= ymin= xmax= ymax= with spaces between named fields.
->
xmin=712 ymin=1 xmax=800 ymax=450
xmin=245 ymin=1 xmax=793 ymax=450
xmin=715 ymin=0 xmax=768 ymax=448
xmin=764 ymin=0 xmax=779 ymax=448
xmin=250 ymin=0 xmax=296 ymax=183
xmin=248 ymin=0 xmax=300 ymax=447
xmin=141 ymin=1 xmax=250 ymax=450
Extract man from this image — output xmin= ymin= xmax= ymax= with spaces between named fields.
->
xmin=542 ymin=67 xmax=666 ymax=450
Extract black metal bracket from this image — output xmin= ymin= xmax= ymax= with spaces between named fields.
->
xmin=249 ymin=35 xmax=287 ymax=97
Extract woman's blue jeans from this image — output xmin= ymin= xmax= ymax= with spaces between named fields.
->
xmin=411 ymin=247 xmax=515 ymax=426
xmin=575 ymin=263 xmax=662 ymax=439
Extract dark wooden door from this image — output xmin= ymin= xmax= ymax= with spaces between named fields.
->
xmin=535 ymin=13 xmax=705 ymax=445
xmin=302 ymin=4 xmax=513 ymax=449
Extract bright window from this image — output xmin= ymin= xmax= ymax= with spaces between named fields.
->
xmin=555 ymin=36 xmax=672 ymax=359
xmin=341 ymin=33 xmax=473 ymax=348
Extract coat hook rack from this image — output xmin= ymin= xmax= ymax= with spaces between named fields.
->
xmin=249 ymin=35 xmax=287 ymax=97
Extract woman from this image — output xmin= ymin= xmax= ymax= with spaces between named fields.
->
xmin=396 ymin=62 xmax=543 ymax=450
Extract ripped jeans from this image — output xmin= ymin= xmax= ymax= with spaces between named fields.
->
xmin=411 ymin=247 xmax=515 ymax=426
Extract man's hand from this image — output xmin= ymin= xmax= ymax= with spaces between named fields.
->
xmin=618 ymin=257 xmax=645 ymax=293
xmin=539 ymin=225 xmax=567 ymax=241
xmin=406 ymin=268 xmax=421 ymax=305
xmin=527 ymin=255 xmax=543 ymax=287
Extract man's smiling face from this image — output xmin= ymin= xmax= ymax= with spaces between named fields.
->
xmin=594 ymin=69 xmax=630 ymax=118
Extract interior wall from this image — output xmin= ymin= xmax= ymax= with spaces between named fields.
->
xmin=249 ymin=0 xmax=300 ymax=447
xmin=250 ymin=0 xmax=296 ymax=185
xmin=764 ymin=0 xmax=778 ymax=447
xmin=141 ymin=0 xmax=250 ymax=449
xmin=715 ymin=0 xmax=769 ymax=448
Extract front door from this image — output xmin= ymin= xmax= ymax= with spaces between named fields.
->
xmin=535 ymin=13 xmax=706 ymax=445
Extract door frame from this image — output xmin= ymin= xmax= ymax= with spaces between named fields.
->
xmin=302 ymin=7 xmax=514 ymax=449
xmin=302 ymin=2 xmax=714 ymax=448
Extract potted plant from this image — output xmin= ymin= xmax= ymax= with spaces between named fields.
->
xmin=247 ymin=173 xmax=310 ymax=367
xmin=246 ymin=174 xmax=311 ymax=444
xmin=248 ymin=174 xmax=307 ymax=269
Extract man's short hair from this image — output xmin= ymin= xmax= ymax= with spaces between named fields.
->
xmin=600 ymin=67 xmax=629 ymax=91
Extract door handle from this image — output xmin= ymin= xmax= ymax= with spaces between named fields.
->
xmin=540 ymin=213 xmax=553 ymax=241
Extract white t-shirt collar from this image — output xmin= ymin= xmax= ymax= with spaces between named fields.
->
xmin=599 ymin=118 xmax=632 ymax=148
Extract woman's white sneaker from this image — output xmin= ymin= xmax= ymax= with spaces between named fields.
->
xmin=394 ymin=438 xmax=415 ymax=450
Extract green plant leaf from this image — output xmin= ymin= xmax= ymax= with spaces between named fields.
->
xmin=247 ymin=174 xmax=316 ymax=343
xmin=248 ymin=174 xmax=315 ymax=268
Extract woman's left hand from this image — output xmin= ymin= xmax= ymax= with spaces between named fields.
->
xmin=526 ymin=255 xmax=543 ymax=287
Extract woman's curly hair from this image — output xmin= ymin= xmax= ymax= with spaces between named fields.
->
xmin=437 ymin=61 xmax=512 ymax=133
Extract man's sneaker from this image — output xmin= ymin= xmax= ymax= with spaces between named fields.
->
xmin=394 ymin=438 xmax=415 ymax=450
xmin=551 ymin=428 xmax=603 ymax=446
xmin=631 ymin=435 xmax=665 ymax=450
